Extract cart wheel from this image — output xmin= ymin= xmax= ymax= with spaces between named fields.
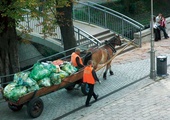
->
xmin=65 ymin=83 xmax=76 ymax=91
xmin=81 ymin=83 xmax=89 ymax=95
xmin=8 ymin=103 xmax=23 ymax=112
xmin=27 ymin=97 xmax=44 ymax=118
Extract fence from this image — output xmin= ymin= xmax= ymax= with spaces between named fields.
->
xmin=73 ymin=1 xmax=145 ymax=46
xmin=19 ymin=14 xmax=101 ymax=47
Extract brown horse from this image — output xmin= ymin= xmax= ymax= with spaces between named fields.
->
xmin=83 ymin=34 xmax=121 ymax=80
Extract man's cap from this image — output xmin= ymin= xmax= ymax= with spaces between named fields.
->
xmin=75 ymin=47 xmax=81 ymax=52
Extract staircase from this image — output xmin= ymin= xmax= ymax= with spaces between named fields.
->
xmin=80 ymin=29 xmax=136 ymax=55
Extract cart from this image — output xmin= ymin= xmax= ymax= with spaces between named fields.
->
xmin=1 ymin=68 xmax=85 ymax=118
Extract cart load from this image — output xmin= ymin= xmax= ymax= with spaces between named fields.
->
xmin=3 ymin=60 xmax=78 ymax=102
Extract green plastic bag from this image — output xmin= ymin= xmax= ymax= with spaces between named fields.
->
xmin=3 ymin=82 xmax=17 ymax=99
xmin=13 ymin=71 xmax=30 ymax=86
xmin=24 ymin=77 xmax=37 ymax=87
xmin=27 ymin=84 xmax=40 ymax=93
xmin=3 ymin=83 xmax=27 ymax=101
xmin=61 ymin=62 xmax=78 ymax=74
xmin=50 ymin=73 xmax=62 ymax=85
xmin=58 ymin=70 xmax=69 ymax=79
xmin=38 ymin=77 xmax=51 ymax=87
xmin=42 ymin=62 xmax=57 ymax=73
xmin=29 ymin=63 xmax=51 ymax=81
xmin=13 ymin=71 xmax=38 ymax=87
xmin=10 ymin=86 xmax=27 ymax=101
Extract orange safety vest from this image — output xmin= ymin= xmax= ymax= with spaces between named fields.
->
xmin=83 ymin=66 xmax=95 ymax=84
xmin=71 ymin=52 xmax=83 ymax=67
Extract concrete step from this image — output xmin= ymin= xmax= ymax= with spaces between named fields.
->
xmin=93 ymin=29 xmax=110 ymax=37
xmin=97 ymin=32 xmax=115 ymax=41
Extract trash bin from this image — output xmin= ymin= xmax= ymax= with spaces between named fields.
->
xmin=156 ymin=55 xmax=167 ymax=76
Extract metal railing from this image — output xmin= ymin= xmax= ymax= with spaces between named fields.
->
xmin=74 ymin=26 xmax=101 ymax=47
xmin=73 ymin=1 xmax=145 ymax=46
xmin=18 ymin=14 xmax=100 ymax=47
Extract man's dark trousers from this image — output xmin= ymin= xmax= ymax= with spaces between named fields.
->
xmin=85 ymin=84 xmax=97 ymax=105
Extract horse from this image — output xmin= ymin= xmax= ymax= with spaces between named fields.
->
xmin=83 ymin=34 xmax=122 ymax=80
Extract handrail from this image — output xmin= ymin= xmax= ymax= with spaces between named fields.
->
xmin=73 ymin=0 xmax=144 ymax=46
xmin=74 ymin=26 xmax=101 ymax=46
xmin=18 ymin=14 xmax=100 ymax=47
xmin=74 ymin=1 xmax=144 ymax=29
xmin=86 ymin=1 xmax=145 ymax=28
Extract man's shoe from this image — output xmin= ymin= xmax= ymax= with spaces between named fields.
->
xmin=85 ymin=104 xmax=92 ymax=107
xmin=165 ymin=36 xmax=169 ymax=39
xmin=95 ymin=94 xmax=99 ymax=101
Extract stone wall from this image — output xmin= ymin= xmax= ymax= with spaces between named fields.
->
xmin=134 ymin=17 xmax=170 ymax=44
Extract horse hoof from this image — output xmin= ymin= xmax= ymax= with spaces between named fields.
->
xmin=110 ymin=71 xmax=114 ymax=75
xmin=110 ymin=73 xmax=114 ymax=75
xmin=103 ymin=77 xmax=107 ymax=80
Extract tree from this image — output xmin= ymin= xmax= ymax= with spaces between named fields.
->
xmin=0 ymin=0 xmax=76 ymax=87
xmin=0 ymin=0 xmax=24 ymax=87
xmin=56 ymin=0 xmax=76 ymax=54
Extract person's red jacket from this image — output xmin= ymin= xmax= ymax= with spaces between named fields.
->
xmin=160 ymin=17 xmax=166 ymax=28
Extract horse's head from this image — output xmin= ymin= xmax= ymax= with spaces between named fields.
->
xmin=107 ymin=34 xmax=121 ymax=46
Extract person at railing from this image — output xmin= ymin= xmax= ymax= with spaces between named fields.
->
xmin=152 ymin=16 xmax=161 ymax=41
xmin=71 ymin=47 xmax=84 ymax=69
xmin=156 ymin=13 xmax=169 ymax=39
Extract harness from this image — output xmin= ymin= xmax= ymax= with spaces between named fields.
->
xmin=105 ymin=40 xmax=117 ymax=53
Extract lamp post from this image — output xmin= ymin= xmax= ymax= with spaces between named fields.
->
xmin=150 ymin=0 xmax=156 ymax=79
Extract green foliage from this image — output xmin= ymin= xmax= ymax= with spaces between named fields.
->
xmin=0 ymin=0 xmax=73 ymax=36
xmin=101 ymin=0 xmax=170 ymax=27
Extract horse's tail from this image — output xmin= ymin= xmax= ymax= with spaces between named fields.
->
xmin=83 ymin=52 xmax=92 ymax=65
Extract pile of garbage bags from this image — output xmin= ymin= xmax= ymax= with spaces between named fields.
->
xmin=3 ymin=61 xmax=78 ymax=101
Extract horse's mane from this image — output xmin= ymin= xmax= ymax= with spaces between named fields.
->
xmin=83 ymin=52 xmax=92 ymax=65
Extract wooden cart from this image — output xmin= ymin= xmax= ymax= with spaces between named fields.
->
xmin=1 ymin=69 xmax=84 ymax=118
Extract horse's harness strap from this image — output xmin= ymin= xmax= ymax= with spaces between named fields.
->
xmin=108 ymin=44 xmax=116 ymax=53
xmin=105 ymin=40 xmax=116 ymax=53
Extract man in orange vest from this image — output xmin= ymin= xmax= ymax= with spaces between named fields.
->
xmin=71 ymin=48 xmax=84 ymax=89
xmin=71 ymin=48 xmax=84 ymax=69
xmin=83 ymin=60 xmax=100 ymax=107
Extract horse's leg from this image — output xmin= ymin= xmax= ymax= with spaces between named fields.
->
xmin=103 ymin=70 xmax=107 ymax=80
xmin=109 ymin=67 xmax=114 ymax=75
xmin=108 ymin=63 xmax=114 ymax=75
xmin=103 ymin=65 xmax=108 ymax=80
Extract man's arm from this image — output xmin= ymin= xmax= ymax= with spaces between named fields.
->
xmin=76 ymin=57 xmax=84 ymax=67
xmin=92 ymin=70 xmax=99 ymax=82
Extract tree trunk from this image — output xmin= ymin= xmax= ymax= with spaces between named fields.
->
xmin=0 ymin=16 xmax=20 ymax=87
xmin=56 ymin=0 xmax=76 ymax=55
